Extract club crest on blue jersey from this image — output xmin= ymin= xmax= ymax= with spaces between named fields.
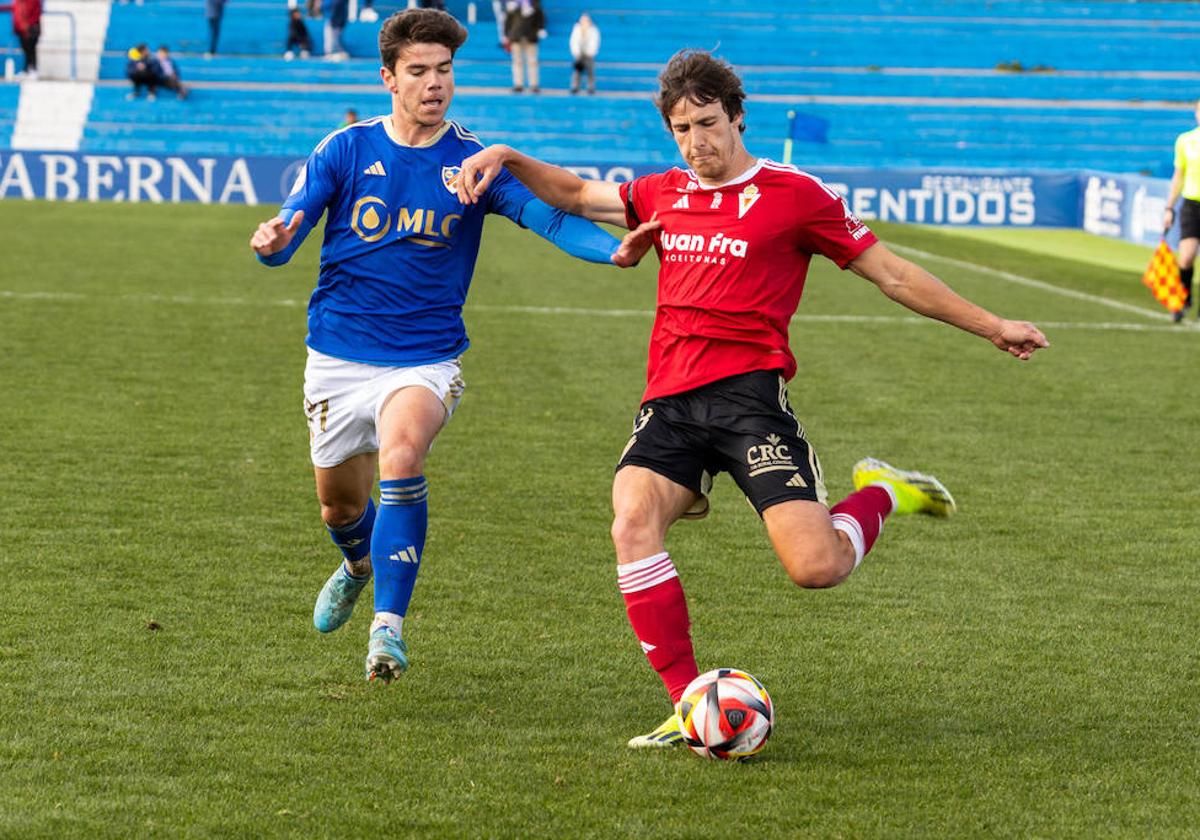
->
xmin=441 ymin=165 xmax=462 ymax=194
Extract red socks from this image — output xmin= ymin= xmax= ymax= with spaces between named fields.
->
xmin=829 ymin=484 xmax=895 ymax=568
xmin=618 ymin=552 xmax=698 ymax=704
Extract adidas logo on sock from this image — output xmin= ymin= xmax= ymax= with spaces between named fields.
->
xmin=389 ymin=545 xmax=419 ymax=564
xmin=785 ymin=473 xmax=808 ymax=488
xmin=363 ymin=160 xmax=387 ymax=176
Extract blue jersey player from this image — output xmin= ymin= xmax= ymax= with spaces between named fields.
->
xmin=250 ymin=8 xmax=647 ymax=682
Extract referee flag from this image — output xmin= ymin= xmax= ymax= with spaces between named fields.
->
xmin=1142 ymin=240 xmax=1187 ymax=313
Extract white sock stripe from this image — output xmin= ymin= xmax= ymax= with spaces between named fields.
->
xmin=617 ymin=552 xmax=678 ymax=593
xmin=618 ymin=560 xmax=678 ymax=591
xmin=830 ymin=513 xmax=866 ymax=569
xmin=618 ymin=551 xmax=670 ymax=575
xmin=619 ymin=567 xmax=679 ymax=593
xmin=618 ymin=557 xmax=674 ymax=586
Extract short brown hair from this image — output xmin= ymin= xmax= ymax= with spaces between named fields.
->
xmin=378 ymin=8 xmax=468 ymax=70
xmin=655 ymin=50 xmax=747 ymax=133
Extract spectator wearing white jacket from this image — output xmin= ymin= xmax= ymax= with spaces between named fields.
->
xmin=569 ymin=12 xmax=600 ymax=94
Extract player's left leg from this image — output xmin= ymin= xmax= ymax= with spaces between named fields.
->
xmin=365 ymin=360 xmax=464 ymax=683
xmin=363 ymin=385 xmax=446 ymax=682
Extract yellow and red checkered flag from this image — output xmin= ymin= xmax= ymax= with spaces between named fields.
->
xmin=1142 ymin=239 xmax=1187 ymax=313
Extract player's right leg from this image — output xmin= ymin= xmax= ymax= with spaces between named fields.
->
xmin=613 ymin=396 xmax=713 ymax=748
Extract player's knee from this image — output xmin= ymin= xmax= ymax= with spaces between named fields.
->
xmin=779 ymin=546 xmax=850 ymax=589
xmin=377 ymin=442 xmax=425 ymax=479
xmin=610 ymin=506 xmax=657 ymax=556
xmin=320 ymin=500 xmax=366 ymax=529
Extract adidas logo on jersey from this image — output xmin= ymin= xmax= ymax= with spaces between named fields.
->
xmin=785 ymin=473 xmax=808 ymax=488
xmin=672 ymin=195 xmax=690 ymax=210
xmin=363 ymin=161 xmax=387 ymax=176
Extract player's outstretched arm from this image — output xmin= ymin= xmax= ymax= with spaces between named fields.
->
xmin=459 ymin=144 xmax=627 ymax=227
xmin=250 ymin=210 xmax=307 ymax=266
xmin=849 ymin=241 xmax=1049 ymax=360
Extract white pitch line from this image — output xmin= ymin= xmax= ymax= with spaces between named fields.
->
xmin=469 ymin=305 xmax=1196 ymax=333
xmin=3 ymin=278 xmax=1193 ymax=334
xmin=889 ymin=244 xmax=1170 ymax=322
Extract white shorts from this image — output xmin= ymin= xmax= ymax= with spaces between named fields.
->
xmin=302 ymin=348 xmax=465 ymax=469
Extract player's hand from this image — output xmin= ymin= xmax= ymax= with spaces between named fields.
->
xmin=250 ymin=210 xmax=305 ymax=257
xmin=457 ymin=144 xmax=511 ymax=206
xmin=990 ymin=319 xmax=1049 ymax=360
xmin=611 ymin=216 xmax=661 ymax=268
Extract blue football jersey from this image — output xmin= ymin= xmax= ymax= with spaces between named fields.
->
xmin=275 ymin=116 xmax=536 ymax=366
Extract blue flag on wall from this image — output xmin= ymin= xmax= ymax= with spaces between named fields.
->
xmin=788 ymin=110 xmax=830 ymax=144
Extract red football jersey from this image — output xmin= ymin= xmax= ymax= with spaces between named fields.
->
xmin=619 ymin=159 xmax=877 ymax=402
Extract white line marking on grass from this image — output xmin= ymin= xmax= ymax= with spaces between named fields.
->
xmin=888 ymin=244 xmax=1171 ymax=322
xmin=469 ymin=305 xmax=1195 ymax=333
xmin=3 ymin=290 xmax=1192 ymax=333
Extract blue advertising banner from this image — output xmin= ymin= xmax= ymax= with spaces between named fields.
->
xmin=0 ymin=149 xmax=1165 ymax=244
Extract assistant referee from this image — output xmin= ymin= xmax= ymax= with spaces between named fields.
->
xmin=1164 ymin=99 xmax=1200 ymax=322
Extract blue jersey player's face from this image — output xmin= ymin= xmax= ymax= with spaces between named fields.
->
xmin=381 ymin=42 xmax=456 ymax=135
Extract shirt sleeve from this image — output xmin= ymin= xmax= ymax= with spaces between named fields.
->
xmin=1176 ymin=135 xmax=1187 ymax=172
xmin=618 ymin=174 xmax=657 ymax=229
xmin=793 ymin=182 xmax=878 ymax=268
xmin=257 ymin=135 xmax=340 ymax=267
xmin=485 ymin=166 xmax=538 ymax=223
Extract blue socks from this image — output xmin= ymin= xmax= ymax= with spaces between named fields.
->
xmin=326 ymin=497 xmax=375 ymax=573
xmin=372 ymin=476 xmax=429 ymax=617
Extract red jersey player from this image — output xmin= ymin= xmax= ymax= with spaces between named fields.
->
xmin=458 ymin=49 xmax=1048 ymax=748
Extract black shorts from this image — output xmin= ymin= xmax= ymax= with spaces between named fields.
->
xmin=1181 ymin=199 xmax=1200 ymax=241
xmin=616 ymin=370 xmax=827 ymax=515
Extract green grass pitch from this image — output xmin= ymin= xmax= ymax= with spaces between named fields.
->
xmin=1 ymin=201 xmax=1197 ymax=838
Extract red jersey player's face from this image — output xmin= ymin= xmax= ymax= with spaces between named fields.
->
xmin=668 ymin=98 xmax=749 ymax=183
xmin=382 ymin=42 xmax=455 ymax=131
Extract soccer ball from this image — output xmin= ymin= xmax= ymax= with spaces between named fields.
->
xmin=678 ymin=668 xmax=775 ymax=760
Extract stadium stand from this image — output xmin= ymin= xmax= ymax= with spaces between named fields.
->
xmin=0 ymin=84 xmax=19 ymax=148
xmin=7 ymin=0 xmax=1200 ymax=175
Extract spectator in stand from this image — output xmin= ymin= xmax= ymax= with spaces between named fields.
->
xmin=154 ymin=45 xmax=189 ymax=99
xmin=358 ymin=0 xmax=378 ymax=23
xmin=12 ymin=0 xmax=41 ymax=79
xmin=504 ymin=0 xmax=544 ymax=94
xmin=285 ymin=7 xmax=313 ymax=59
xmin=324 ymin=0 xmax=349 ymax=61
xmin=492 ymin=0 xmax=507 ymax=49
xmin=569 ymin=12 xmax=599 ymax=95
xmin=204 ymin=0 xmax=225 ymax=58
xmin=125 ymin=44 xmax=159 ymax=100
xmin=341 ymin=107 xmax=358 ymax=127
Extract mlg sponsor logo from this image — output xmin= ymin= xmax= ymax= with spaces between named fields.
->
xmin=0 ymin=151 xmax=268 ymax=204
xmin=825 ymin=174 xmax=1037 ymax=226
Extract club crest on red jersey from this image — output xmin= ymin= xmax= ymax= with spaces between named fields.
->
xmin=738 ymin=184 xmax=761 ymax=218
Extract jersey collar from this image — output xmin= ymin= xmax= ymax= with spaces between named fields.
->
xmin=383 ymin=117 xmax=452 ymax=148
xmin=685 ymin=158 xmax=766 ymax=190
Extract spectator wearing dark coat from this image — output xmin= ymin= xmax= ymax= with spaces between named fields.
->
xmin=284 ymin=8 xmax=313 ymax=59
xmin=204 ymin=0 xmax=225 ymax=57
xmin=126 ymin=44 xmax=159 ymax=100
xmin=323 ymin=0 xmax=349 ymax=60
xmin=504 ymin=0 xmax=544 ymax=93
xmin=154 ymin=45 xmax=188 ymax=99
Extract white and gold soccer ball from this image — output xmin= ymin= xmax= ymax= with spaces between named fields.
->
xmin=678 ymin=668 xmax=775 ymax=760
